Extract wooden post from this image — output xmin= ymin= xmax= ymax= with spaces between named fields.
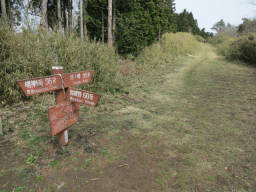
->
xmin=52 ymin=66 xmax=68 ymax=146
xmin=80 ymin=0 xmax=83 ymax=39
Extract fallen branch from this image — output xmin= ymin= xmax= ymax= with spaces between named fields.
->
xmin=117 ymin=164 xmax=129 ymax=168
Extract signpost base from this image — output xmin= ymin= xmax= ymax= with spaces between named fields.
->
xmin=17 ymin=65 xmax=100 ymax=147
xmin=58 ymin=130 xmax=68 ymax=146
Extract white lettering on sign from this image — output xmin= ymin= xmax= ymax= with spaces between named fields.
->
xmin=70 ymin=89 xmax=82 ymax=98
xmin=83 ymin=72 xmax=90 ymax=79
xmin=45 ymin=77 xmax=57 ymax=86
xmin=25 ymin=79 xmax=44 ymax=88
xmin=70 ymin=97 xmax=82 ymax=103
xmin=83 ymin=92 xmax=94 ymax=101
xmin=70 ymin=74 xmax=74 ymax=80
xmin=77 ymin=73 xmax=81 ymax=79
xmin=28 ymin=86 xmax=58 ymax=95
xmin=70 ymin=97 xmax=95 ymax=106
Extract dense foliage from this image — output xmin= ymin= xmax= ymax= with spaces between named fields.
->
xmin=210 ymin=18 xmax=256 ymax=66
xmin=225 ymin=34 xmax=256 ymax=65
xmin=0 ymin=25 xmax=200 ymax=105
xmin=86 ymin=1 xmax=212 ymax=55
xmin=238 ymin=18 xmax=256 ymax=35
xmin=1 ymin=0 xmax=212 ymax=55
xmin=0 ymin=26 xmax=121 ymax=105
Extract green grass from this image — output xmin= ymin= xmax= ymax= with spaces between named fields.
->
xmin=1 ymin=43 xmax=256 ymax=191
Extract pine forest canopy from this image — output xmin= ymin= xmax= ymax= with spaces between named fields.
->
xmin=0 ymin=0 xmax=213 ymax=55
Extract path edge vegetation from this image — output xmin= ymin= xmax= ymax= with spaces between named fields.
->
xmin=0 ymin=27 xmax=200 ymax=106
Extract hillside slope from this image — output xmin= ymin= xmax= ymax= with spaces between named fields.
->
xmin=1 ymin=44 xmax=256 ymax=192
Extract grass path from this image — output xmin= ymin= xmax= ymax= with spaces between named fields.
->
xmin=1 ymin=44 xmax=256 ymax=192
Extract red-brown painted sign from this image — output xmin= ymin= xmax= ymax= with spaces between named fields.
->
xmin=17 ymin=75 xmax=63 ymax=96
xmin=48 ymin=102 xmax=79 ymax=136
xmin=63 ymin=70 xmax=93 ymax=87
xmin=17 ymin=67 xmax=101 ymax=146
xmin=68 ymin=88 xmax=101 ymax=107
xmin=18 ymin=71 xmax=93 ymax=96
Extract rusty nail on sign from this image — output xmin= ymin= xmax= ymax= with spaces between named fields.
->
xmin=17 ymin=66 xmax=101 ymax=146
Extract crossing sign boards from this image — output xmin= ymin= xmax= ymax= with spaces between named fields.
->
xmin=17 ymin=67 xmax=101 ymax=146
xmin=17 ymin=75 xmax=63 ymax=96
xmin=68 ymin=88 xmax=101 ymax=107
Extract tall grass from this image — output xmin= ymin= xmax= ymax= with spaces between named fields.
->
xmin=0 ymin=27 xmax=121 ymax=105
xmin=136 ymin=33 xmax=200 ymax=70
xmin=0 ymin=29 xmax=200 ymax=105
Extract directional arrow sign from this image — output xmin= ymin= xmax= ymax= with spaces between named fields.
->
xmin=17 ymin=75 xmax=63 ymax=96
xmin=63 ymin=70 xmax=93 ymax=87
xmin=48 ymin=102 xmax=79 ymax=136
xmin=17 ymin=71 xmax=93 ymax=96
xmin=68 ymin=88 xmax=101 ymax=107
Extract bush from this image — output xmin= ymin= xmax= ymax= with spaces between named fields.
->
xmin=208 ymin=35 xmax=232 ymax=46
xmin=0 ymin=27 xmax=121 ymax=105
xmin=136 ymin=32 xmax=200 ymax=70
xmin=225 ymin=34 xmax=256 ymax=65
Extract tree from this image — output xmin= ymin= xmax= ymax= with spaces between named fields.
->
xmin=80 ymin=0 xmax=83 ymax=39
xmin=0 ymin=0 xmax=21 ymax=26
xmin=1 ymin=0 xmax=7 ymax=21
xmin=108 ymin=0 xmax=113 ymax=47
xmin=83 ymin=0 xmax=88 ymax=40
xmin=40 ymin=0 xmax=48 ymax=29
xmin=57 ymin=0 xmax=62 ymax=30
xmin=238 ymin=18 xmax=256 ymax=35
xmin=211 ymin=19 xmax=225 ymax=33
xmin=68 ymin=0 xmax=72 ymax=33
xmin=112 ymin=0 xmax=116 ymax=42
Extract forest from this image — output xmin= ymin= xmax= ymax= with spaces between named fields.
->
xmin=0 ymin=0 xmax=212 ymax=54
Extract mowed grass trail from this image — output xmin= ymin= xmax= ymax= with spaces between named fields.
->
xmin=1 ymin=44 xmax=256 ymax=192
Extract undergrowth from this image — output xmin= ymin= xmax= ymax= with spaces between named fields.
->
xmin=0 ymin=26 xmax=121 ymax=105
xmin=210 ymin=34 xmax=256 ymax=65
xmin=0 ymin=27 xmax=200 ymax=105
xmin=136 ymin=32 xmax=200 ymax=70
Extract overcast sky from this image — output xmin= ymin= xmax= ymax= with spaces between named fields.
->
xmin=175 ymin=0 xmax=256 ymax=32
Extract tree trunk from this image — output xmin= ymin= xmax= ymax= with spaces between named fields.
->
xmin=112 ymin=0 xmax=116 ymax=42
xmin=40 ymin=0 xmax=48 ymax=29
xmin=1 ymin=0 xmax=7 ymax=21
xmin=80 ymin=0 xmax=83 ymax=39
xmin=107 ymin=0 xmax=113 ymax=47
xmin=84 ymin=21 xmax=88 ymax=40
xmin=68 ymin=0 xmax=72 ymax=33
xmin=83 ymin=0 xmax=88 ymax=40
xmin=65 ymin=8 xmax=69 ymax=32
xmin=102 ymin=10 xmax=104 ymax=43
xmin=57 ymin=0 xmax=61 ymax=31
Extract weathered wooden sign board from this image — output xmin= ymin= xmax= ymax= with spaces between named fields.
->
xmin=17 ymin=66 xmax=100 ymax=146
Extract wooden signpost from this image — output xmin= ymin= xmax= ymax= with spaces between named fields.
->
xmin=17 ymin=66 xmax=101 ymax=146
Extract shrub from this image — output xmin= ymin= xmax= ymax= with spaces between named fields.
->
xmin=208 ymin=35 xmax=232 ymax=46
xmin=225 ymin=34 xmax=256 ymax=65
xmin=0 ymin=27 xmax=121 ymax=105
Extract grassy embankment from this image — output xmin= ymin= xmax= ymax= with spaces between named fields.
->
xmin=1 ymin=32 xmax=256 ymax=191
